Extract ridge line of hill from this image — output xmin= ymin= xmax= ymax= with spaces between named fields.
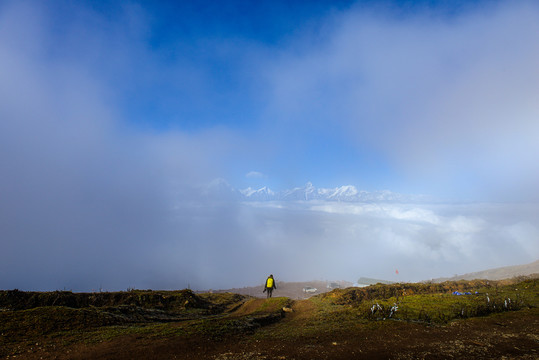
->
xmin=429 ymin=259 xmax=539 ymax=282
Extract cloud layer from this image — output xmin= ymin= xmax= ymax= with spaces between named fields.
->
xmin=164 ymin=199 xmax=539 ymax=288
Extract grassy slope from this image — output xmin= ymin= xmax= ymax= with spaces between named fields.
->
xmin=317 ymin=277 xmax=538 ymax=323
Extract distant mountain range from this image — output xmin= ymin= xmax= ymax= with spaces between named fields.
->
xmin=202 ymin=179 xmax=432 ymax=203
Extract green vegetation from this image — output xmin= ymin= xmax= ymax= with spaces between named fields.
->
xmin=317 ymin=277 xmax=538 ymax=324
xmin=0 ymin=289 xmax=217 ymax=312
xmin=0 ymin=290 xmax=248 ymax=357
xmin=255 ymin=297 xmax=291 ymax=313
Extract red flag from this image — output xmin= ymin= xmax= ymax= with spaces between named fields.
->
xmin=395 ymin=269 xmax=399 ymax=275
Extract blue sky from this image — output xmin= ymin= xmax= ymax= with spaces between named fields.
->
xmin=5 ymin=0 xmax=534 ymax=199
xmin=1 ymin=0 xmax=538 ymax=290
xmin=125 ymin=0 xmax=537 ymax=198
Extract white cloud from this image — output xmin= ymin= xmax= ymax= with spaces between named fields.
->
xmin=224 ymin=200 xmax=539 ymax=284
xmin=246 ymin=171 xmax=266 ymax=178
xmin=501 ymin=222 xmax=539 ymax=257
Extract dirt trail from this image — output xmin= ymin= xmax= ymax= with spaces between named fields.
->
xmin=290 ymin=299 xmax=316 ymax=314
xmin=283 ymin=299 xmax=316 ymax=322
xmin=230 ymin=298 xmax=269 ymax=316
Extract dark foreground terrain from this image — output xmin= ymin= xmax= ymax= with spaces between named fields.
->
xmin=1 ymin=277 xmax=537 ymax=359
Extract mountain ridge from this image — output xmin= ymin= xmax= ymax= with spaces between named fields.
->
xmin=206 ymin=180 xmax=432 ymax=203
xmin=429 ymin=259 xmax=539 ymax=282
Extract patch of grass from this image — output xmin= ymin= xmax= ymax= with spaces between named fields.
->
xmin=168 ymin=297 xmax=291 ymax=341
xmin=254 ymin=298 xmax=362 ymax=342
xmin=257 ymin=297 xmax=291 ymax=313
xmin=0 ymin=289 xmax=216 ymax=312
xmin=0 ymin=290 xmax=249 ymax=357
xmin=322 ymin=278 xmax=538 ymax=324
xmin=0 ymin=306 xmax=126 ymax=338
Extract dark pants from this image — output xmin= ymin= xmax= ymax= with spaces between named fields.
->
xmin=266 ymin=287 xmax=273 ymax=298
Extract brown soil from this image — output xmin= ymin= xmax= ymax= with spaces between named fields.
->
xmin=9 ymin=305 xmax=538 ymax=360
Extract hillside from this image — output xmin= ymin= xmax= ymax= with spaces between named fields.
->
xmin=1 ymin=277 xmax=537 ymax=359
xmin=431 ymin=259 xmax=539 ymax=282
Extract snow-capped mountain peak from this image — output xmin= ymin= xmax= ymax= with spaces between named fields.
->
xmin=239 ymin=186 xmax=275 ymax=201
xmin=196 ymin=179 xmax=431 ymax=203
xmin=235 ymin=182 xmax=428 ymax=203
xmin=327 ymin=185 xmax=359 ymax=200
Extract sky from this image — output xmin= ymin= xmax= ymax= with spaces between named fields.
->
xmin=1 ymin=0 xmax=538 ymax=291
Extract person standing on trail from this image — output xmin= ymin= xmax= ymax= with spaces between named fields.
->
xmin=263 ymin=274 xmax=277 ymax=298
